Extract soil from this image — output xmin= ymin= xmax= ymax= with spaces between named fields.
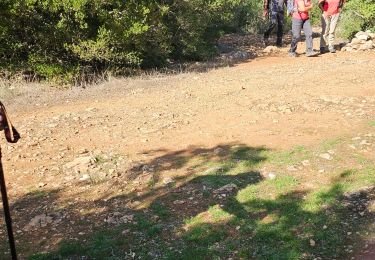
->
xmin=0 ymin=34 xmax=374 ymax=258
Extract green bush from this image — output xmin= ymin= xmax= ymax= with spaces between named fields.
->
xmin=0 ymin=0 xmax=264 ymax=83
xmin=339 ymin=0 xmax=375 ymax=39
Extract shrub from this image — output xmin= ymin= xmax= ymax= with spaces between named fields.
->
xmin=0 ymin=0 xmax=265 ymax=83
xmin=338 ymin=0 xmax=375 ymax=39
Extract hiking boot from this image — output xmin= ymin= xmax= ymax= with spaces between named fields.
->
xmin=306 ymin=50 xmax=319 ymax=57
xmin=288 ymin=51 xmax=297 ymax=57
xmin=320 ymin=47 xmax=327 ymax=54
xmin=328 ymin=46 xmax=336 ymax=53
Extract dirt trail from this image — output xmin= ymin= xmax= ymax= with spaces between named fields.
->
xmin=8 ymin=51 xmax=375 ymax=153
xmin=1 ymin=40 xmax=375 ymax=258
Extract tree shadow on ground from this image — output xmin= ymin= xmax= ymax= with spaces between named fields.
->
xmin=0 ymin=143 xmax=267 ymax=258
xmin=219 ymin=184 xmax=375 ymax=259
xmin=1 ymin=143 xmax=375 ymax=259
xmin=128 ymin=144 xmax=267 ymax=185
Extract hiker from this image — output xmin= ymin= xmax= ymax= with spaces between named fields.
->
xmin=263 ymin=0 xmax=287 ymax=47
xmin=289 ymin=0 xmax=318 ymax=57
xmin=319 ymin=0 xmax=345 ymax=53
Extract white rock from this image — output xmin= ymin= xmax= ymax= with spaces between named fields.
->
xmin=302 ymin=160 xmax=310 ymax=166
xmin=173 ymin=200 xmax=186 ymax=205
xmin=351 ymin=38 xmax=364 ymax=45
xmin=79 ymin=174 xmax=90 ymax=181
xmin=319 ymin=153 xmax=332 ymax=160
xmin=267 ymin=172 xmax=277 ymax=180
xmin=360 ymin=140 xmax=371 ymax=146
xmin=359 ymin=40 xmax=374 ymax=51
xmin=85 ymin=107 xmax=97 ymax=112
xmin=65 ymin=156 xmax=96 ymax=169
xmin=25 ymin=214 xmax=54 ymax=230
xmin=263 ymin=46 xmax=279 ymax=54
xmin=162 ymin=177 xmax=175 ymax=185
xmin=355 ymin=31 xmax=370 ymax=41
xmin=213 ymin=183 xmax=238 ymax=194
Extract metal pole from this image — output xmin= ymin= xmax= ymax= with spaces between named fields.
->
xmin=0 ymin=147 xmax=17 ymax=260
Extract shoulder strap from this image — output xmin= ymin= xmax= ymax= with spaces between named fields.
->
xmin=0 ymin=102 xmax=20 ymax=144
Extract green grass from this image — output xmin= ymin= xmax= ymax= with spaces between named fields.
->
xmin=319 ymin=138 xmax=343 ymax=151
xmin=150 ymin=202 xmax=171 ymax=220
xmin=28 ymin=139 xmax=375 ymax=259
xmin=369 ymin=121 xmax=375 ymax=127
xmin=268 ymin=145 xmax=312 ymax=166
xmin=237 ymin=175 xmax=298 ymax=203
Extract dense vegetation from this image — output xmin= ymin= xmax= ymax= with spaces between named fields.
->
xmin=0 ymin=0 xmax=262 ymax=83
xmin=339 ymin=0 xmax=375 ymax=39
xmin=0 ymin=0 xmax=373 ymax=83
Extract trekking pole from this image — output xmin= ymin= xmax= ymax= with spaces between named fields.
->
xmin=0 ymin=101 xmax=20 ymax=260
xmin=0 ymin=151 xmax=17 ymax=259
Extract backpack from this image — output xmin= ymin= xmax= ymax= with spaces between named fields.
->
xmin=286 ymin=0 xmax=298 ymax=16
xmin=287 ymin=0 xmax=310 ymax=16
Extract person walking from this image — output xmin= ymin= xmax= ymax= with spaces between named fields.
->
xmin=263 ymin=0 xmax=287 ymax=47
xmin=289 ymin=0 xmax=318 ymax=57
xmin=319 ymin=0 xmax=345 ymax=53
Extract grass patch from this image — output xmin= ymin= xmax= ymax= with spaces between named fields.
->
xmin=319 ymin=138 xmax=343 ymax=151
xmin=268 ymin=145 xmax=312 ymax=166
xmin=28 ymin=140 xmax=375 ymax=259
xmin=237 ymin=175 xmax=298 ymax=203
xmin=184 ymin=205 xmax=233 ymax=228
xmin=150 ymin=202 xmax=171 ymax=220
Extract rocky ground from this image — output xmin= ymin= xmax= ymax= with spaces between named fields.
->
xmin=0 ymin=33 xmax=374 ymax=259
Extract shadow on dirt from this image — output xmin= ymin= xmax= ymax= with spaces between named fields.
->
xmin=1 ymin=143 xmax=374 ymax=259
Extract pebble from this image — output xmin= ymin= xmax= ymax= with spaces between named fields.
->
xmin=173 ymin=200 xmax=185 ymax=205
xmin=360 ymin=140 xmax=371 ymax=146
xmin=319 ymin=153 xmax=332 ymax=160
xmin=213 ymin=183 xmax=238 ymax=194
xmin=79 ymin=174 xmax=90 ymax=181
xmin=302 ymin=160 xmax=310 ymax=166
xmin=267 ymin=172 xmax=276 ymax=180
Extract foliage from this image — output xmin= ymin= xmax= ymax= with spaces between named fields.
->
xmin=0 ymin=0 xmax=263 ymax=83
xmin=338 ymin=0 xmax=375 ymax=38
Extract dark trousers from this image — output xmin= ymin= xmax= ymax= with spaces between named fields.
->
xmin=290 ymin=18 xmax=313 ymax=53
xmin=264 ymin=11 xmax=284 ymax=44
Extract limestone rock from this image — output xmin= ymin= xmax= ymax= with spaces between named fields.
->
xmin=64 ymin=156 xmax=96 ymax=169
xmin=213 ymin=183 xmax=238 ymax=194
xmin=355 ymin=31 xmax=370 ymax=41
xmin=359 ymin=40 xmax=374 ymax=51
xmin=263 ymin=46 xmax=279 ymax=54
